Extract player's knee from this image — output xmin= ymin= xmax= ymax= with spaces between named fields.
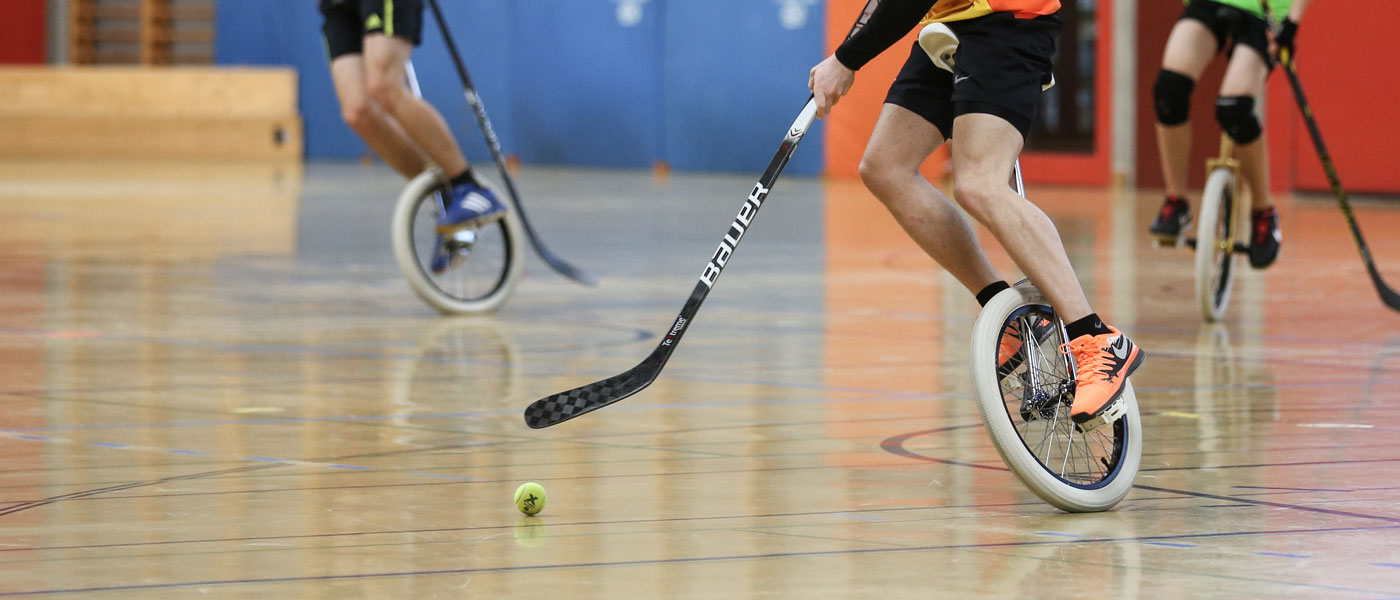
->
xmin=1153 ymin=70 xmax=1194 ymax=126
xmin=365 ymin=75 xmax=405 ymax=112
xmin=340 ymin=99 xmax=375 ymax=132
xmin=1215 ymin=96 xmax=1262 ymax=144
xmin=952 ymin=179 xmax=997 ymax=221
xmin=858 ymin=154 xmax=894 ymax=194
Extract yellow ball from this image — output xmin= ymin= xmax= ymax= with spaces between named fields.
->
xmin=514 ymin=482 xmax=547 ymax=516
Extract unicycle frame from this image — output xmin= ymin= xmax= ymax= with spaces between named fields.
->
xmin=1186 ymin=135 xmax=1245 ymax=253
xmin=1187 ymin=134 xmax=1251 ymax=321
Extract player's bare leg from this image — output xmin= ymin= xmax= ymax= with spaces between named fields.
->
xmin=1149 ymin=18 xmax=1217 ymax=242
xmin=363 ymin=33 xmax=470 ymax=179
xmin=950 ymin=113 xmax=1091 ymax=322
xmin=1156 ymin=19 xmax=1217 ymax=198
xmin=859 ymin=104 xmax=1001 ymax=294
xmin=329 ymin=54 xmax=428 ymax=178
xmin=1218 ymin=45 xmax=1280 ymax=268
xmin=1219 ymin=47 xmax=1271 ymax=211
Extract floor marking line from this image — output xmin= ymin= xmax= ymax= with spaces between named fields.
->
xmin=882 ymin=428 xmax=1400 ymax=525
xmin=3 ymin=525 xmax=1395 ymax=597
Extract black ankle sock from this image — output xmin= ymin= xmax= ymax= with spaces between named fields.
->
xmin=1065 ymin=313 xmax=1112 ymax=340
xmin=975 ymin=281 xmax=1010 ymax=307
xmin=448 ymin=167 xmax=478 ymax=187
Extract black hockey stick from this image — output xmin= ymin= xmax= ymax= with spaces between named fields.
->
xmin=523 ymin=0 xmax=884 ymax=429
xmin=1261 ymin=4 xmax=1400 ymax=311
xmin=425 ymin=0 xmax=596 ymax=286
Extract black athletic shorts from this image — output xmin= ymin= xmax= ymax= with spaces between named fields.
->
xmin=884 ymin=11 xmax=1060 ymax=140
xmin=320 ymin=0 xmax=424 ymax=60
xmin=1180 ymin=0 xmax=1272 ymax=66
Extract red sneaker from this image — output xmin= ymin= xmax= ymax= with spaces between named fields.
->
xmin=1061 ymin=327 xmax=1145 ymax=431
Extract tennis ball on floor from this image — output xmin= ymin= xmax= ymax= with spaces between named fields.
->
xmin=514 ymin=482 xmax=547 ymax=516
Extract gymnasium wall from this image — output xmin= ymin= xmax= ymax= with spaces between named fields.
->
xmin=215 ymin=0 xmax=827 ymax=175
xmin=0 ymin=0 xmax=47 ymax=64
xmin=1136 ymin=0 xmax=1400 ymax=194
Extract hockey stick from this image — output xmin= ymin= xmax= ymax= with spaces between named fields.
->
xmin=1261 ymin=4 xmax=1400 ymax=311
xmin=523 ymin=0 xmax=884 ymax=429
xmin=425 ymin=0 xmax=597 ymax=286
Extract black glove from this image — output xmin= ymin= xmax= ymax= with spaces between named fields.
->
xmin=1274 ymin=17 xmax=1299 ymax=62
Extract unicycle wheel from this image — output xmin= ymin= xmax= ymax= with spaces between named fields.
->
xmin=391 ymin=169 xmax=524 ymax=315
xmin=970 ymin=283 xmax=1142 ymax=513
xmin=1194 ymin=167 xmax=1241 ymax=322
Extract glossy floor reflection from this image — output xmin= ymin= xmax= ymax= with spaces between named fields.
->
xmin=0 ymin=160 xmax=1396 ymax=598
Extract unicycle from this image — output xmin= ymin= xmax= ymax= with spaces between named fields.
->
xmin=1185 ymin=135 xmax=1250 ymax=322
xmin=968 ymin=162 xmax=1143 ymax=513
xmin=392 ymin=169 xmax=524 ymax=315
xmin=921 ymin=23 xmax=1138 ymax=512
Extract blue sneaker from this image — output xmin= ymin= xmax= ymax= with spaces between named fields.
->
xmin=437 ymin=181 xmax=506 ymax=234
xmin=429 ymin=227 xmax=476 ymax=274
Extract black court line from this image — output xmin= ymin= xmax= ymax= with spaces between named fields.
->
xmin=0 ymin=442 xmax=497 ymax=517
xmin=2 ymin=524 xmax=1394 ymax=597
xmin=881 ymin=428 xmax=1400 ymax=525
xmin=0 ymin=500 xmax=1056 ymax=554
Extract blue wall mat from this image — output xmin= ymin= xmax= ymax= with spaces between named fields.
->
xmin=507 ymin=1 xmax=664 ymax=168
xmin=414 ymin=1 xmax=515 ymax=165
xmin=215 ymin=0 xmax=365 ymax=159
xmin=216 ymin=0 xmax=514 ymax=163
xmin=662 ymin=0 xmax=826 ymax=175
xmin=215 ymin=1 xmax=829 ymax=174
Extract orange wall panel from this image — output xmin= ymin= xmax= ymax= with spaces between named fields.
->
xmin=823 ymin=0 xmax=950 ymax=181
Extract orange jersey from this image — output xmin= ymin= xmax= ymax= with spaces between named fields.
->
xmin=920 ymin=0 xmax=1060 ymax=24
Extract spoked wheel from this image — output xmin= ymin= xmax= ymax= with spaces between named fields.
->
xmin=1194 ymin=167 xmax=1240 ymax=322
xmin=971 ymin=283 xmax=1142 ymax=513
xmin=391 ymin=169 xmax=524 ymax=315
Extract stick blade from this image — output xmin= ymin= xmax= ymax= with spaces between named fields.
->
xmin=523 ymin=367 xmax=655 ymax=429
xmin=545 ymin=253 xmax=598 ymax=287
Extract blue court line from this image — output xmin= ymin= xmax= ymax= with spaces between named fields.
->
xmin=327 ymin=464 xmax=370 ymax=471
xmin=88 ymin=442 xmax=128 ymax=449
xmin=1373 ymin=563 xmax=1400 ymax=568
xmin=1034 ymin=532 xmax=1085 ymax=538
xmin=166 ymin=449 xmax=205 ymax=455
xmin=1256 ymin=552 xmax=1310 ymax=558
xmin=13 ymin=435 xmax=48 ymax=441
xmin=409 ymin=473 xmax=485 ymax=482
xmin=1144 ymin=541 xmax=1198 ymax=548
xmin=244 ymin=457 xmax=285 ymax=463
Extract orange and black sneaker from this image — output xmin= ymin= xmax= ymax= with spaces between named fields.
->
xmin=997 ymin=317 xmax=1056 ymax=377
xmin=1061 ymin=327 xmax=1145 ymax=431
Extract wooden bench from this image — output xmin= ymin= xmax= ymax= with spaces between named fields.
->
xmin=0 ymin=66 xmax=302 ymax=161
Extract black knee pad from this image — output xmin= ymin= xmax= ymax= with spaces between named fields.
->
xmin=1154 ymin=70 xmax=1195 ymax=125
xmin=1215 ymin=96 xmax=1262 ymax=144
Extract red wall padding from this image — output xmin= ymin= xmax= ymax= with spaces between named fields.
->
xmin=1287 ymin=2 xmax=1400 ymax=194
xmin=0 ymin=0 xmax=46 ymax=64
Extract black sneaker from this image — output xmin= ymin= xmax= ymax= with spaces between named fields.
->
xmin=1249 ymin=206 xmax=1281 ymax=269
xmin=1149 ymin=195 xmax=1192 ymax=245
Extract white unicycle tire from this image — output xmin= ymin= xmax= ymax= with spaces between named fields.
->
xmin=391 ymin=169 xmax=525 ymax=315
xmin=1194 ymin=167 xmax=1239 ymax=322
xmin=971 ymin=284 xmax=1143 ymax=513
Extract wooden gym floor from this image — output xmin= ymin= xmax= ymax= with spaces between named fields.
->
xmin=0 ymin=160 xmax=1397 ymax=598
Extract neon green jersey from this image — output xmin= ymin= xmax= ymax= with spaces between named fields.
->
xmin=1187 ymin=0 xmax=1292 ymax=21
